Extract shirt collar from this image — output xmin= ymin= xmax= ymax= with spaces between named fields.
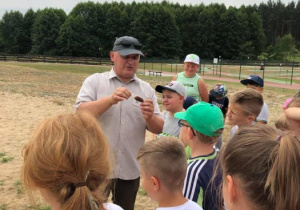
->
xmin=109 ymin=68 xmax=137 ymax=83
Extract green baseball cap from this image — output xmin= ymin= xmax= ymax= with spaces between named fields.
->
xmin=174 ymin=102 xmax=224 ymax=137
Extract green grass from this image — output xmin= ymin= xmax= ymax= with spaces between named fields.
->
xmin=1 ymin=62 xmax=111 ymax=74
xmin=0 ymin=204 xmax=7 ymax=210
xmin=0 ymin=152 xmax=14 ymax=163
xmin=0 ymin=180 xmax=5 ymax=186
xmin=14 ymin=180 xmax=23 ymax=194
xmin=27 ymin=205 xmax=52 ymax=210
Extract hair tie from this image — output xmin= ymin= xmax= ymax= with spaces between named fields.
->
xmin=276 ymin=135 xmax=282 ymax=142
xmin=74 ymin=181 xmax=87 ymax=188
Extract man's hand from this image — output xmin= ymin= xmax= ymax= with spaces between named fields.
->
xmin=110 ymin=87 xmax=131 ymax=104
xmin=140 ymin=99 xmax=154 ymax=121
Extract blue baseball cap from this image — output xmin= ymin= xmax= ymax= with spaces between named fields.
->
xmin=241 ymin=75 xmax=264 ymax=87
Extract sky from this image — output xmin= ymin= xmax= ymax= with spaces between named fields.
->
xmin=0 ymin=0 xmax=296 ymax=19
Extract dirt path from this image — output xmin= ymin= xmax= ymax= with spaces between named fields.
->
xmin=158 ymin=71 xmax=300 ymax=90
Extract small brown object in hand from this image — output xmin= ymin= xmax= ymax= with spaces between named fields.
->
xmin=134 ymin=96 xmax=144 ymax=102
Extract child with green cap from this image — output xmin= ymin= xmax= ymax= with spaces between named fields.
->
xmin=174 ymin=102 xmax=224 ymax=210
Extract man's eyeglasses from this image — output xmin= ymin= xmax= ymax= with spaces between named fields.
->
xmin=115 ymin=40 xmax=142 ymax=50
xmin=178 ymin=120 xmax=196 ymax=136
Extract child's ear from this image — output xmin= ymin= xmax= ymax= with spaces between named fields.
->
xmin=188 ymin=127 xmax=194 ymax=140
xmin=150 ymin=176 xmax=160 ymax=191
xmin=180 ymin=95 xmax=185 ymax=102
xmin=226 ymin=175 xmax=239 ymax=203
xmin=248 ymin=115 xmax=255 ymax=122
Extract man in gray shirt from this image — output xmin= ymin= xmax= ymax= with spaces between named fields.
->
xmin=75 ymin=36 xmax=163 ymax=210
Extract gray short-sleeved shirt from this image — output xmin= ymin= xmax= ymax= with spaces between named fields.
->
xmin=256 ymin=102 xmax=269 ymax=123
xmin=75 ymin=69 xmax=162 ymax=179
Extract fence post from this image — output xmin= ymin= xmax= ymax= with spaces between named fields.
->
xmin=202 ymin=60 xmax=205 ymax=76
xmin=171 ymin=62 xmax=172 ymax=73
xmin=161 ymin=62 xmax=162 ymax=72
xmin=290 ymin=60 xmax=294 ymax=85
xmin=262 ymin=60 xmax=266 ymax=80
xmin=4 ymin=54 xmax=6 ymax=61
xmin=219 ymin=58 xmax=222 ymax=77
xmin=239 ymin=61 xmax=242 ymax=80
xmin=199 ymin=59 xmax=202 ymax=74
xmin=143 ymin=62 xmax=145 ymax=75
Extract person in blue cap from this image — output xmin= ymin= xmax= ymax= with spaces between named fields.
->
xmin=240 ymin=75 xmax=269 ymax=124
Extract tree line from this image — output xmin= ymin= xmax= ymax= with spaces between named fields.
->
xmin=0 ymin=0 xmax=299 ymax=60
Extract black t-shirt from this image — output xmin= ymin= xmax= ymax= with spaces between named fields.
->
xmin=209 ymin=95 xmax=229 ymax=116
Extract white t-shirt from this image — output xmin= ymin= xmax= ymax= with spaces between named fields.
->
xmin=230 ymin=125 xmax=239 ymax=139
xmin=256 ymin=102 xmax=269 ymax=123
xmin=104 ymin=203 xmax=124 ymax=210
xmin=156 ymin=200 xmax=203 ymax=210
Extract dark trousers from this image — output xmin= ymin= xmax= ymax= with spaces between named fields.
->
xmin=105 ymin=177 xmax=140 ymax=210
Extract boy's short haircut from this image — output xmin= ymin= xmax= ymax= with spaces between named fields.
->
xmin=137 ymin=137 xmax=187 ymax=191
xmin=175 ymin=102 xmax=224 ymax=144
xmin=230 ymin=88 xmax=264 ymax=117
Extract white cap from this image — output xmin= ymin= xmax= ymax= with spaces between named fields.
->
xmin=184 ymin=54 xmax=199 ymax=65
xmin=155 ymin=81 xmax=187 ymax=99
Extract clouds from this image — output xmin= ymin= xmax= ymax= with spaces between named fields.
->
xmin=0 ymin=0 xmax=294 ymax=19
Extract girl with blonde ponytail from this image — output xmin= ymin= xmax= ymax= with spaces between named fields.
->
xmin=220 ymin=124 xmax=300 ymax=210
xmin=22 ymin=112 xmax=123 ymax=210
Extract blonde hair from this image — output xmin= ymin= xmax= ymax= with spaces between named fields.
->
xmin=195 ymin=129 xmax=223 ymax=144
xmin=220 ymin=124 xmax=300 ymax=210
xmin=137 ymin=137 xmax=187 ymax=191
xmin=22 ymin=112 xmax=111 ymax=210
xmin=230 ymin=88 xmax=263 ymax=117
xmin=275 ymin=114 xmax=290 ymax=131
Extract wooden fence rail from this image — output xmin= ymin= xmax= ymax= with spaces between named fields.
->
xmin=0 ymin=54 xmax=113 ymax=66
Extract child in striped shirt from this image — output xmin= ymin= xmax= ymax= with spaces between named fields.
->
xmin=175 ymin=102 xmax=224 ymax=210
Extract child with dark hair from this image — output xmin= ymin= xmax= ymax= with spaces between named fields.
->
xmin=209 ymin=83 xmax=229 ymax=119
xmin=209 ymin=83 xmax=228 ymax=148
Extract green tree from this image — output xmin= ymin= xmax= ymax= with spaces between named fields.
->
xmin=56 ymin=15 xmax=95 ymax=56
xmin=269 ymin=33 xmax=298 ymax=60
xmin=31 ymin=8 xmax=66 ymax=55
xmin=0 ymin=11 xmax=24 ymax=54
xmin=23 ymin=9 xmax=36 ymax=54
xmin=131 ymin=4 xmax=180 ymax=58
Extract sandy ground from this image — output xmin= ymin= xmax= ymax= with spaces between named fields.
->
xmin=0 ymin=62 xmax=296 ymax=209
xmin=0 ymin=63 xmax=158 ymax=209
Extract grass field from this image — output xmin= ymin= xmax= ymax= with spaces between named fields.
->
xmin=0 ymin=61 xmax=297 ymax=209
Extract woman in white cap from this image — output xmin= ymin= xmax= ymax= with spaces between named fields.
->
xmin=173 ymin=54 xmax=209 ymax=109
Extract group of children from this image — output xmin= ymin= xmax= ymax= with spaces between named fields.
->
xmin=21 ymin=70 xmax=300 ymax=210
